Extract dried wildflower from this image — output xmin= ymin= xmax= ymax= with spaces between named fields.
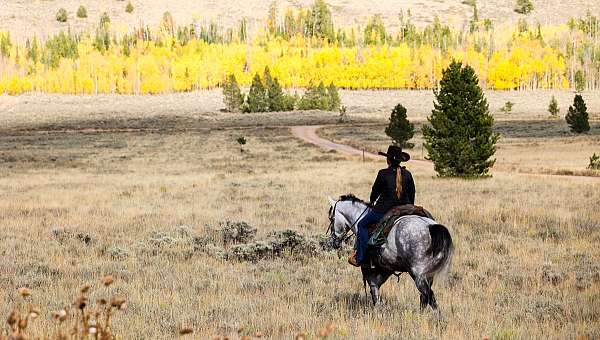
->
xmin=74 ymin=296 xmax=88 ymax=309
xmin=319 ymin=327 xmax=333 ymax=337
xmin=295 ymin=333 xmax=307 ymax=340
xmin=80 ymin=284 xmax=91 ymax=294
xmin=241 ymin=336 xmax=251 ymax=340
xmin=255 ymin=331 xmax=263 ymax=338
xmin=101 ymin=276 xmax=114 ymax=286
xmin=7 ymin=311 xmax=19 ymax=326
xmin=53 ymin=309 xmax=68 ymax=322
xmin=18 ymin=317 xmax=28 ymax=329
xmin=18 ymin=287 xmax=31 ymax=297
xmin=97 ymin=298 xmax=108 ymax=305
xmin=179 ymin=328 xmax=194 ymax=335
xmin=110 ymin=297 xmax=126 ymax=309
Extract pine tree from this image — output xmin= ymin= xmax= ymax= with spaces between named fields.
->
xmin=246 ymin=73 xmax=268 ymax=113
xmin=574 ymin=70 xmax=586 ymax=92
xmin=423 ymin=61 xmax=499 ymax=177
xmin=77 ymin=6 xmax=88 ymax=18
xmin=386 ymin=104 xmax=415 ymax=148
xmin=565 ymin=94 xmax=590 ymax=133
xmin=327 ymin=82 xmax=341 ymax=111
xmin=56 ymin=8 xmax=68 ymax=22
xmin=515 ymin=0 xmax=534 ymax=14
xmin=298 ymin=81 xmax=330 ymax=110
xmin=223 ymin=74 xmax=244 ymax=112
xmin=548 ymin=95 xmax=559 ymax=117
xmin=264 ymin=66 xmax=286 ymax=111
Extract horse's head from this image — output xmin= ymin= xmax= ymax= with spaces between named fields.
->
xmin=326 ymin=196 xmax=350 ymax=249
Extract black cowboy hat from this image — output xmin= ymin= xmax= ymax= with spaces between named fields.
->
xmin=378 ymin=145 xmax=410 ymax=162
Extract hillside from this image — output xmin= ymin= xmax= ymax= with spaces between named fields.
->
xmin=1 ymin=0 xmax=599 ymax=41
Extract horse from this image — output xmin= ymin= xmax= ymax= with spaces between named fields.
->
xmin=326 ymin=195 xmax=454 ymax=310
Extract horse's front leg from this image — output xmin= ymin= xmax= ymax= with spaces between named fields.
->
xmin=362 ymin=268 xmax=392 ymax=306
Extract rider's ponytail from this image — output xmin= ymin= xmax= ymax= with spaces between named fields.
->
xmin=395 ymin=166 xmax=403 ymax=199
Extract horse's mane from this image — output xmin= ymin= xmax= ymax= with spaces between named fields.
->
xmin=338 ymin=194 xmax=372 ymax=207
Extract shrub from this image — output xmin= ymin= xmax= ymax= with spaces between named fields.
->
xmin=76 ymin=6 xmax=87 ymax=18
xmin=423 ymin=60 xmax=499 ymax=177
xmin=500 ymin=101 xmax=514 ymax=114
xmin=565 ymin=94 xmax=590 ymax=133
xmin=385 ymin=103 xmax=415 ymax=149
xmin=125 ymin=2 xmax=134 ymax=13
xmin=219 ymin=220 xmax=256 ymax=245
xmin=574 ymin=70 xmax=586 ymax=92
xmin=245 ymin=73 xmax=269 ymax=113
xmin=514 ymin=0 xmax=534 ymax=14
xmin=223 ymin=74 xmax=244 ymax=112
xmin=548 ymin=95 xmax=559 ymax=117
xmin=588 ymin=153 xmax=600 ymax=170
xmin=56 ymin=8 xmax=68 ymax=22
xmin=237 ymin=136 xmax=247 ymax=152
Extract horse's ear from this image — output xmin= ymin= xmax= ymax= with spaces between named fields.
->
xmin=327 ymin=196 xmax=336 ymax=206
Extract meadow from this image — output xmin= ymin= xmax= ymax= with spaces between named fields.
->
xmin=1 ymin=91 xmax=599 ymax=339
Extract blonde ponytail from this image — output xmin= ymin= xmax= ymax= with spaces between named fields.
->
xmin=396 ymin=167 xmax=403 ymax=199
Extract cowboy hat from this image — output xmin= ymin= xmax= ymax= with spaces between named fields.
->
xmin=378 ymin=145 xmax=410 ymax=162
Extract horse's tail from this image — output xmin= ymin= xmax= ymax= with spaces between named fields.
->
xmin=425 ymin=224 xmax=454 ymax=280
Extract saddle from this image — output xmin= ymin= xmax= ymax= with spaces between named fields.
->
xmin=367 ymin=204 xmax=434 ymax=248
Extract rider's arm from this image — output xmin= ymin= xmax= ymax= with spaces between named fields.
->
xmin=405 ymin=170 xmax=416 ymax=204
xmin=370 ymin=170 xmax=383 ymax=204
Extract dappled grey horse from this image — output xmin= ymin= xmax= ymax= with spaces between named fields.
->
xmin=327 ymin=196 xmax=453 ymax=309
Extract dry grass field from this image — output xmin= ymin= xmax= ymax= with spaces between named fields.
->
xmin=2 ymin=0 xmax=600 ymax=41
xmin=1 ymin=90 xmax=599 ymax=338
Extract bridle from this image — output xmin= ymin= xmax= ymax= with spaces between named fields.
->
xmin=326 ymin=200 xmax=369 ymax=246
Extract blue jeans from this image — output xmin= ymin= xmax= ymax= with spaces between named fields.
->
xmin=356 ymin=208 xmax=385 ymax=265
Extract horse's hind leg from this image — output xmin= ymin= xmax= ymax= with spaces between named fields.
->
xmin=414 ymin=276 xmax=437 ymax=311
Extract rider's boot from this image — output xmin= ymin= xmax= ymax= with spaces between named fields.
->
xmin=348 ymin=251 xmax=360 ymax=267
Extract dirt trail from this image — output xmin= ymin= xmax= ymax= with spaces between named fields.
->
xmin=290 ymin=125 xmax=600 ymax=182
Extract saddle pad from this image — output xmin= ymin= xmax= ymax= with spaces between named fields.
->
xmin=367 ymin=204 xmax=434 ymax=248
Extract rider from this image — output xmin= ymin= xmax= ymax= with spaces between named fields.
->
xmin=348 ymin=145 xmax=415 ymax=267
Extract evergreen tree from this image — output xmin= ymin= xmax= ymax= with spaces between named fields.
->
xmin=298 ymin=81 xmax=329 ymax=110
xmin=56 ymin=8 xmax=68 ymax=22
xmin=77 ymin=6 xmax=88 ymax=18
xmin=565 ymin=95 xmax=590 ymax=133
xmin=422 ymin=61 xmax=499 ymax=177
xmin=548 ymin=95 xmax=559 ymax=117
xmin=125 ymin=2 xmax=134 ymax=13
xmin=246 ymin=73 xmax=268 ymax=113
xmin=327 ymin=82 xmax=341 ymax=111
xmin=515 ymin=0 xmax=534 ymax=14
xmin=385 ymin=104 xmax=415 ymax=148
xmin=574 ymin=70 xmax=586 ymax=92
xmin=223 ymin=74 xmax=244 ymax=112
xmin=307 ymin=0 xmax=335 ymax=41
xmin=264 ymin=66 xmax=286 ymax=111
xmin=100 ymin=12 xmax=111 ymax=28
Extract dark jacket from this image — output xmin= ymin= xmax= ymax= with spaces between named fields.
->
xmin=369 ymin=166 xmax=415 ymax=213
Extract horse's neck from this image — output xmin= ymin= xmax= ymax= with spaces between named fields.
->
xmin=341 ymin=201 xmax=367 ymax=235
